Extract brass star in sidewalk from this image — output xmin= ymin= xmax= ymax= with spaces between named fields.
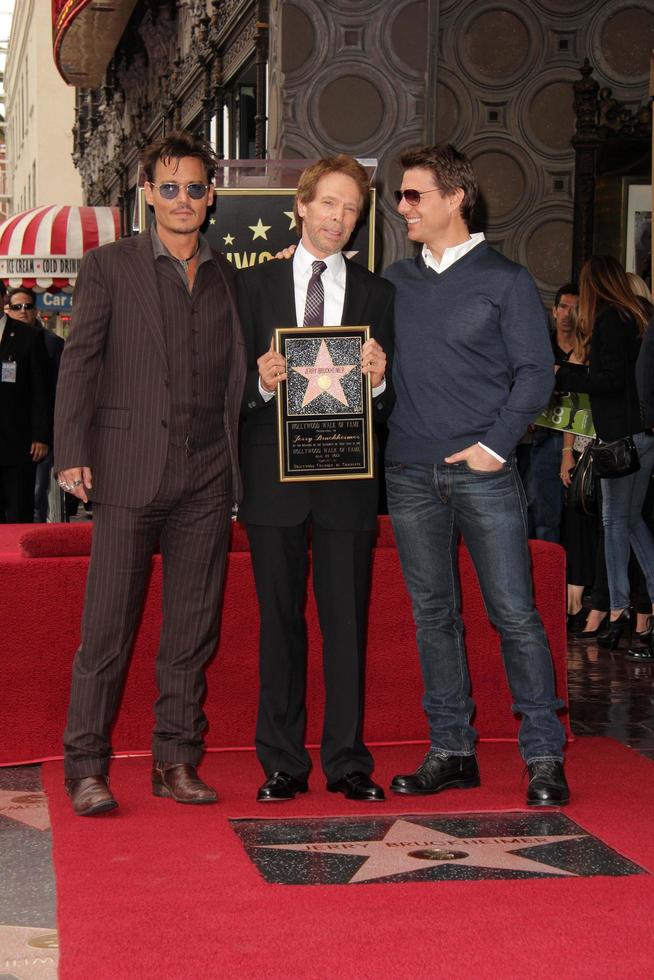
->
xmin=0 ymin=789 xmax=50 ymax=831
xmin=291 ymin=339 xmax=357 ymax=408
xmin=255 ymin=816 xmax=585 ymax=884
xmin=249 ymin=218 xmax=272 ymax=241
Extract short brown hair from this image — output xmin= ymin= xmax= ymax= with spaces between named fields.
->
xmin=294 ymin=155 xmax=370 ymax=234
xmin=400 ymin=144 xmax=478 ymax=225
xmin=140 ymin=130 xmax=218 ymax=184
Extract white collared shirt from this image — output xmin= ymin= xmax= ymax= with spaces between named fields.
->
xmin=292 ymin=240 xmax=347 ymax=327
xmin=260 ymin=241 xmax=385 ymax=400
xmin=422 ymin=232 xmax=485 ymax=275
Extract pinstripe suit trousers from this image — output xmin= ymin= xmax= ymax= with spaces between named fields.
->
xmin=63 ymin=440 xmax=232 ymax=778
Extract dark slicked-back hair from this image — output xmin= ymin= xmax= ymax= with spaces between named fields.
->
xmin=140 ymin=130 xmax=219 ymax=184
xmin=294 ymin=155 xmax=370 ymax=235
xmin=554 ymin=283 xmax=579 ymax=307
xmin=400 ymin=144 xmax=478 ymax=226
xmin=8 ymin=285 xmax=36 ymax=303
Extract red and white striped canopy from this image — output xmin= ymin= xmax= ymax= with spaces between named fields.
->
xmin=0 ymin=205 xmax=121 ymax=291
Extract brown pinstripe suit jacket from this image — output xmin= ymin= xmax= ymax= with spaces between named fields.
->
xmin=54 ymin=230 xmax=246 ymax=508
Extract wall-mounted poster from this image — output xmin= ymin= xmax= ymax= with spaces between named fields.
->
xmin=625 ymin=182 xmax=651 ymax=285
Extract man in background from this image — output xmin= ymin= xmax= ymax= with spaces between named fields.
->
xmin=0 ymin=282 xmax=50 ymax=522
xmin=525 ymin=284 xmax=579 ymax=542
xmin=4 ymin=286 xmax=65 ymax=522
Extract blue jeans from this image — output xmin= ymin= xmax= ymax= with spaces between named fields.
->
xmin=526 ymin=429 xmax=564 ymax=542
xmin=385 ymin=459 xmax=566 ymax=764
xmin=601 ymin=431 xmax=654 ymax=609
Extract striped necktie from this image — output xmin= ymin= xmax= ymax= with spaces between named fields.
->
xmin=303 ymin=260 xmax=327 ymax=326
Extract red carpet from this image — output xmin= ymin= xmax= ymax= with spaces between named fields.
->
xmin=43 ymin=739 xmax=654 ymax=979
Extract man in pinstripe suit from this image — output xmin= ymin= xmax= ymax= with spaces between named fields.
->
xmin=54 ymin=131 xmax=246 ymax=816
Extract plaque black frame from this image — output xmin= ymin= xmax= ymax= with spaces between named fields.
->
xmin=274 ymin=325 xmax=374 ymax=483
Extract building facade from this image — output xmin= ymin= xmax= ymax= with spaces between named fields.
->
xmin=63 ymin=0 xmax=653 ymax=299
xmin=5 ymin=0 xmax=82 ymax=215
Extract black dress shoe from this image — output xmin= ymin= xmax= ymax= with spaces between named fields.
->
xmin=391 ymin=750 xmax=480 ymax=795
xmin=627 ymin=636 xmax=654 ymax=661
xmin=65 ymin=775 xmax=118 ymax=816
xmin=327 ymin=771 xmax=385 ymax=801
xmin=257 ymin=771 xmax=308 ymax=802
xmin=526 ymin=760 xmax=569 ymax=807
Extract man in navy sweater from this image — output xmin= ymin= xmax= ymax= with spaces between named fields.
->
xmin=384 ymin=144 xmax=569 ymax=806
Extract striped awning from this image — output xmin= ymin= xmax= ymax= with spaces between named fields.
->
xmin=0 ymin=205 xmax=121 ymax=291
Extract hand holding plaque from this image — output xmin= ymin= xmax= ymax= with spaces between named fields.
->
xmin=274 ymin=325 xmax=374 ymax=482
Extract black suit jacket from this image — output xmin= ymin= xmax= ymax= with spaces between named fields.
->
xmin=236 ymin=257 xmax=395 ymax=530
xmin=0 ymin=315 xmax=51 ymax=465
xmin=556 ymin=305 xmax=643 ymax=442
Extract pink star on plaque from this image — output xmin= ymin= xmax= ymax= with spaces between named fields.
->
xmin=291 ymin=339 xmax=357 ymax=408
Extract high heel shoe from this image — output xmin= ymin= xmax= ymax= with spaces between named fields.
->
xmin=597 ymin=609 xmax=632 ymax=650
xmin=567 ymin=608 xmax=588 ymax=634
xmin=576 ymin=612 xmax=609 ymax=641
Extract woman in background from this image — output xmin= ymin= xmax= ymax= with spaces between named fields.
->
xmin=556 ymin=255 xmax=654 ymax=650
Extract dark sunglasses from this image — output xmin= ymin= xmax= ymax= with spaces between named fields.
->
xmin=394 ymin=188 xmax=442 ymax=205
xmin=9 ymin=302 xmax=35 ymax=311
xmin=149 ymin=181 xmax=210 ymax=200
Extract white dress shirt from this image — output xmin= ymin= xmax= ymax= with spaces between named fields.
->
xmin=260 ymin=242 xmax=385 ymax=400
xmin=421 ymin=232 xmax=485 ymax=274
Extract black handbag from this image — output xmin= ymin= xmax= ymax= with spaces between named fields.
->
xmin=569 ymin=444 xmax=598 ymax=515
xmin=590 ymin=436 xmax=640 ymax=479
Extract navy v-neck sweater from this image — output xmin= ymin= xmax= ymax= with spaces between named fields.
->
xmin=383 ymin=242 xmax=554 ymax=464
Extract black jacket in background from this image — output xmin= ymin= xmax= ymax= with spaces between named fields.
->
xmin=555 ymin=305 xmax=643 ymax=442
xmin=636 ymin=312 xmax=654 ymax=430
xmin=0 ymin=315 xmax=51 ymax=464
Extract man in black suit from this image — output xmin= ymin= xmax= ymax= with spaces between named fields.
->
xmin=0 ymin=283 xmax=51 ymax=522
xmin=237 ymin=155 xmax=394 ymax=803
xmin=3 ymin=286 xmax=65 ymax=522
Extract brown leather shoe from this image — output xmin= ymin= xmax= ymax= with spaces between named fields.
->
xmin=64 ymin=775 xmax=118 ymax=816
xmin=152 ymin=762 xmax=217 ymax=804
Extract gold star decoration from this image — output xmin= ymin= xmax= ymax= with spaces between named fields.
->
xmin=291 ymin=339 xmax=357 ymax=408
xmin=283 ymin=210 xmax=297 ymax=230
xmin=249 ymin=218 xmax=272 ymax=241
xmin=223 ymin=233 xmax=235 ymax=245
xmin=209 ymin=217 xmax=216 ymax=225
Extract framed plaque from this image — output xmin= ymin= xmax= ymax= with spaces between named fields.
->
xmin=274 ymin=325 xmax=374 ymax=482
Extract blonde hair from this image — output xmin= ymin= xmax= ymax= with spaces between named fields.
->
xmin=627 ymin=272 xmax=652 ymax=303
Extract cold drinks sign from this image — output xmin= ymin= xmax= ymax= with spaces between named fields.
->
xmin=0 ymin=256 xmax=82 ymax=276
